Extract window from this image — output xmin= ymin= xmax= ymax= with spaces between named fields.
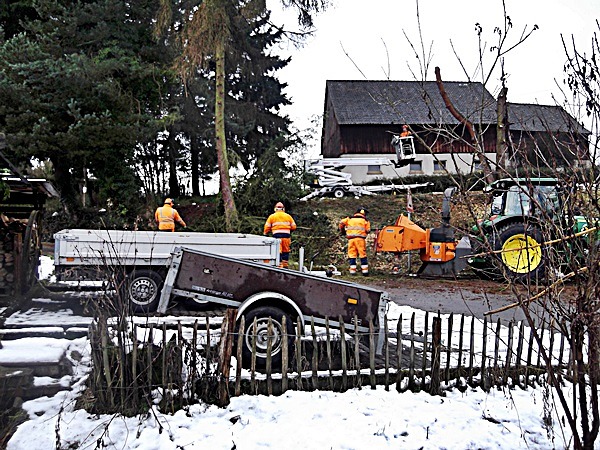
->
xmin=367 ymin=165 xmax=382 ymax=175
xmin=434 ymin=160 xmax=446 ymax=172
xmin=409 ymin=161 xmax=422 ymax=173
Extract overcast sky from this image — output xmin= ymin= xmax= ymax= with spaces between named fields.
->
xmin=268 ymin=0 xmax=599 ymax=157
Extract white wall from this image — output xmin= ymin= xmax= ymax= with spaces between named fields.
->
xmin=340 ymin=153 xmax=498 ymax=184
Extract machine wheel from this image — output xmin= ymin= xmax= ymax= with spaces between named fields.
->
xmin=333 ymin=188 xmax=345 ymax=198
xmin=238 ymin=306 xmax=295 ymax=370
xmin=492 ymin=223 xmax=545 ymax=282
xmin=20 ymin=210 xmax=42 ymax=294
xmin=122 ymin=270 xmax=164 ymax=313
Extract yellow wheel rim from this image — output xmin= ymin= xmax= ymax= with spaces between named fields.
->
xmin=501 ymin=234 xmax=542 ymax=274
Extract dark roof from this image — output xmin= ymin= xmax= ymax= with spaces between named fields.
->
xmin=325 ymin=80 xmax=498 ymax=126
xmin=507 ymin=103 xmax=589 ymax=135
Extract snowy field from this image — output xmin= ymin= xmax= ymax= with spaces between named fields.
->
xmin=3 ymin=257 xmax=590 ymax=449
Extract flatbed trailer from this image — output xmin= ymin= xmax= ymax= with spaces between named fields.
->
xmin=158 ymin=247 xmax=389 ymax=368
xmin=53 ymin=229 xmax=280 ymax=312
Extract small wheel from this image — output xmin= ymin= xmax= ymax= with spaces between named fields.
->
xmin=122 ymin=270 xmax=163 ymax=313
xmin=492 ymin=223 xmax=545 ymax=282
xmin=239 ymin=306 xmax=295 ymax=370
xmin=333 ymin=188 xmax=345 ymax=198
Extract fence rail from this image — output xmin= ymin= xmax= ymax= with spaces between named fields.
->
xmin=87 ymin=308 xmax=574 ymax=412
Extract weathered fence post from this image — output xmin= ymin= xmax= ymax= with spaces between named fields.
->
xmin=408 ymin=312 xmax=416 ymax=391
xmin=354 ymin=315 xmax=361 ymax=389
xmin=295 ymin=318 xmax=303 ymax=391
xmin=480 ymin=316 xmax=488 ymax=391
xmin=325 ymin=317 xmax=334 ymax=391
xmin=468 ymin=317 xmax=475 ymax=386
xmin=421 ymin=311 xmax=429 ymax=387
xmin=281 ymin=315 xmax=289 ymax=394
xmin=216 ymin=308 xmax=237 ymax=407
xmin=445 ymin=313 xmax=453 ymax=383
xmin=492 ymin=318 xmax=501 ymax=388
xmin=503 ymin=320 xmax=514 ymax=386
xmin=396 ymin=314 xmax=403 ymax=392
xmin=525 ymin=326 xmax=535 ymax=387
xmin=339 ymin=316 xmax=348 ymax=392
xmin=266 ymin=318 xmax=273 ymax=396
xmin=192 ymin=320 xmax=199 ymax=399
xmin=235 ymin=316 xmax=245 ymax=396
xmin=515 ymin=321 xmax=525 ymax=387
xmin=456 ymin=314 xmax=465 ymax=387
xmin=384 ymin=316 xmax=390 ymax=391
xmin=430 ymin=317 xmax=442 ymax=395
xmin=369 ymin=320 xmax=376 ymax=390
xmin=311 ymin=318 xmax=318 ymax=390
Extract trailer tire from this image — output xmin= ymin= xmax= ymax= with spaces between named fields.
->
xmin=492 ymin=223 xmax=545 ymax=282
xmin=333 ymin=188 xmax=345 ymax=198
xmin=239 ymin=306 xmax=295 ymax=370
xmin=123 ymin=270 xmax=164 ymax=313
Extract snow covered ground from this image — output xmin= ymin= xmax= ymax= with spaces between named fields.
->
xmin=2 ymin=257 xmax=590 ymax=449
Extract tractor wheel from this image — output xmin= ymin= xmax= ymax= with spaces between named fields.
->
xmin=492 ymin=223 xmax=545 ymax=282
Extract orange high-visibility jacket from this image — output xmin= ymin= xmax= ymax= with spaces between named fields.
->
xmin=339 ymin=214 xmax=370 ymax=239
xmin=155 ymin=204 xmax=186 ymax=231
xmin=264 ymin=211 xmax=297 ymax=237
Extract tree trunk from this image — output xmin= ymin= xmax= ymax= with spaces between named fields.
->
xmin=215 ymin=38 xmax=239 ymax=231
xmin=191 ymin=143 xmax=200 ymax=197
xmin=167 ymin=132 xmax=180 ymax=198
xmin=434 ymin=67 xmax=495 ymax=183
xmin=496 ymin=87 xmax=509 ymax=171
xmin=50 ymin=155 xmax=80 ymax=221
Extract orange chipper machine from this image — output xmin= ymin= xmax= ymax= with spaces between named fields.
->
xmin=374 ymin=187 xmax=472 ymax=277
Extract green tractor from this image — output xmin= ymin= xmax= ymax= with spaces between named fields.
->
xmin=468 ymin=177 xmax=593 ymax=282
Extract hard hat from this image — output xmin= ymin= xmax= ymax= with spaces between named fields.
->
xmin=164 ymin=198 xmax=173 ymax=205
xmin=356 ymin=207 xmax=367 ymax=215
xmin=274 ymin=202 xmax=285 ymax=211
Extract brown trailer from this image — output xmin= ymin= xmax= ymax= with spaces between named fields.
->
xmin=157 ymin=247 xmax=389 ymax=368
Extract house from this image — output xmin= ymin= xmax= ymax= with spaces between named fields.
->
xmin=321 ymin=80 xmax=590 ymax=183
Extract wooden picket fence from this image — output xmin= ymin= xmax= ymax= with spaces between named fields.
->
xmin=87 ymin=308 xmax=574 ymax=412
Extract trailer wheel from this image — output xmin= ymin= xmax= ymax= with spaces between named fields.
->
xmin=123 ymin=270 xmax=164 ymax=313
xmin=492 ymin=223 xmax=545 ymax=282
xmin=239 ymin=306 xmax=295 ymax=370
xmin=333 ymin=188 xmax=345 ymax=198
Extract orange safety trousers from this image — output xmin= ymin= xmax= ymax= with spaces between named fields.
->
xmin=278 ymin=237 xmax=291 ymax=268
xmin=347 ymin=237 xmax=368 ymax=275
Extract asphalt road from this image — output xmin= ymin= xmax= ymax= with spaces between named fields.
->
xmin=362 ymin=275 xmax=559 ymax=327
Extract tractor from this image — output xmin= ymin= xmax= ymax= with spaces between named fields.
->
xmin=467 ymin=177 xmax=593 ymax=281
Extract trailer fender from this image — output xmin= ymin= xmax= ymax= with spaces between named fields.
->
xmin=237 ymin=291 xmax=305 ymax=330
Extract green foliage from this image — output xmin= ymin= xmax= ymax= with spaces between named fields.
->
xmin=0 ymin=0 xmax=169 ymax=215
xmin=233 ymin=134 xmax=307 ymax=229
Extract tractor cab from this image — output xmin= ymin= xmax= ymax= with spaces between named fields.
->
xmin=482 ymin=177 xmax=563 ymax=227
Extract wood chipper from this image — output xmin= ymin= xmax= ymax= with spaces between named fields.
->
xmin=0 ymin=136 xmax=58 ymax=296
xmin=373 ymin=187 xmax=471 ymax=277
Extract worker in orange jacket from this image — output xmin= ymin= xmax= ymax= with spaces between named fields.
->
xmin=339 ymin=207 xmax=371 ymax=276
xmin=400 ymin=124 xmax=411 ymax=137
xmin=264 ymin=202 xmax=297 ymax=268
xmin=155 ymin=198 xmax=186 ymax=232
